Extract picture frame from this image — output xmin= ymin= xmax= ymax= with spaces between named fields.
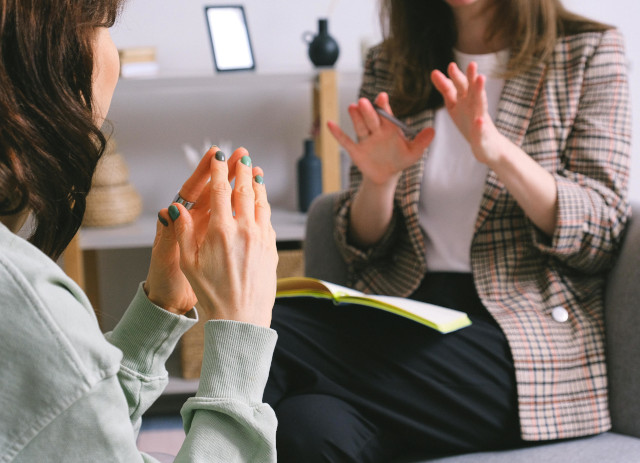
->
xmin=204 ymin=5 xmax=255 ymax=72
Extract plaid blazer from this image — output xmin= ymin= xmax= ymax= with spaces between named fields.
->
xmin=333 ymin=29 xmax=631 ymax=441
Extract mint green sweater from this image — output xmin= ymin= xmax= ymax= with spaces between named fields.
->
xmin=0 ymin=222 xmax=277 ymax=462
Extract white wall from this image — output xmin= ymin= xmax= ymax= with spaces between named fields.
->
xmin=111 ymin=0 xmax=381 ymax=75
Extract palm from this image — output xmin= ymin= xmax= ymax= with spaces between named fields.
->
xmin=328 ymin=92 xmax=434 ymax=186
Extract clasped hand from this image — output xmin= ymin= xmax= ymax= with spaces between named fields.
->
xmin=144 ymin=146 xmax=278 ymax=328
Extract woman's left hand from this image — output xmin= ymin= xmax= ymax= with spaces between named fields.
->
xmin=143 ymin=146 xmax=220 ymax=315
xmin=431 ymin=62 xmax=509 ymax=167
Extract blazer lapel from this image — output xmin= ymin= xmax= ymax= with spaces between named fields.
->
xmin=475 ymin=61 xmax=548 ymax=232
xmin=401 ymin=109 xmax=435 ymax=265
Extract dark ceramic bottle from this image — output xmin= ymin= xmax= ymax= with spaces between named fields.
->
xmin=304 ymin=18 xmax=340 ymax=67
xmin=297 ymin=139 xmax=323 ymax=212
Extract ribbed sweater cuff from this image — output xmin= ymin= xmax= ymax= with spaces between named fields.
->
xmin=197 ymin=320 xmax=277 ymax=404
xmin=106 ymin=282 xmax=198 ymax=375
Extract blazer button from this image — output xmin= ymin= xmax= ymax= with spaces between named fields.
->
xmin=552 ymin=306 xmax=569 ymax=323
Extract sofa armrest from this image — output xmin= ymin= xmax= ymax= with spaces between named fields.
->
xmin=605 ymin=201 xmax=640 ymax=438
xmin=303 ymin=192 xmax=349 ymax=286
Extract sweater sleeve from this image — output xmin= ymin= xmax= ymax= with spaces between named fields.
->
xmin=15 ymin=298 xmax=277 ymax=463
xmin=104 ymin=282 xmax=198 ymax=435
xmin=176 ymin=320 xmax=278 ymax=463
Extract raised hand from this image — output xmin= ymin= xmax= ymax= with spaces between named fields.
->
xmin=430 ymin=62 xmax=506 ymax=166
xmin=328 ymin=92 xmax=434 ymax=187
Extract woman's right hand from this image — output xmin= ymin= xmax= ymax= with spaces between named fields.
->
xmin=168 ymin=147 xmax=278 ymax=328
xmin=327 ymin=92 xmax=434 ymax=187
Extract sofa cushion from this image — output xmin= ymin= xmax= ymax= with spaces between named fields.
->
xmin=404 ymin=432 xmax=640 ymax=463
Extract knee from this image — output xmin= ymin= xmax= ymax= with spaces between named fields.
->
xmin=274 ymin=394 xmax=380 ymax=463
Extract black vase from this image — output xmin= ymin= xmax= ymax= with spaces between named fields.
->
xmin=297 ymin=139 xmax=323 ymax=212
xmin=304 ymin=18 xmax=340 ymax=67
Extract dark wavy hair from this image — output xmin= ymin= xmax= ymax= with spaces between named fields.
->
xmin=0 ymin=0 xmax=123 ymax=259
xmin=380 ymin=0 xmax=611 ymax=117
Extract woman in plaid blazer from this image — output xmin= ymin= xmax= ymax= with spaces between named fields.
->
xmin=265 ymin=0 xmax=631 ymax=460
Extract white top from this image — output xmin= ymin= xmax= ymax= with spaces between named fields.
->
xmin=419 ymin=49 xmax=509 ymax=272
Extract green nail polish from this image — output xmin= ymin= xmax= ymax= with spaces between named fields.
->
xmin=215 ymin=151 xmax=226 ymax=161
xmin=168 ymin=204 xmax=180 ymax=221
xmin=255 ymin=175 xmax=264 ymax=184
xmin=240 ymin=155 xmax=252 ymax=166
xmin=157 ymin=213 xmax=169 ymax=227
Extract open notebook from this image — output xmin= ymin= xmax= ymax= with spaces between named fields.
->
xmin=276 ymin=277 xmax=472 ymax=334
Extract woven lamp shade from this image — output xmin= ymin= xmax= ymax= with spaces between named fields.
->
xmin=83 ymin=140 xmax=142 ymax=227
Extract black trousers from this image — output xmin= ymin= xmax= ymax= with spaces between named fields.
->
xmin=264 ymin=273 xmax=523 ymax=462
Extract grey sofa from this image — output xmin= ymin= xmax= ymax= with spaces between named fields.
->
xmin=304 ymin=193 xmax=640 ymax=462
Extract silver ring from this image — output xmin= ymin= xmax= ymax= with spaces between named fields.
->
xmin=173 ymin=193 xmax=195 ymax=210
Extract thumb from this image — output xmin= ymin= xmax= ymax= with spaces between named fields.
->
xmin=168 ymin=203 xmax=197 ymax=265
xmin=152 ymin=209 xmax=179 ymax=257
xmin=410 ymin=127 xmax=435 ymax=154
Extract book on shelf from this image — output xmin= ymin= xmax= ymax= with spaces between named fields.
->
xmin=118 ymin=46 xmax=159 ymax=78
xmin=276 ymin=277 xmax=472 ymax=334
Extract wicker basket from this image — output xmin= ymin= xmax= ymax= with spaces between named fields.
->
xmin=92 ymin=152 xmax=130 ymax=187
xmin=83 ymin=140 xmax=142 ymax=227
xmin=180 ymin=248 xmax=305 ymax=379
xmin=84 ymin=183 xmax=142 ymax=227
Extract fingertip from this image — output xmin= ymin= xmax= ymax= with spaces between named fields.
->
xmin=252 ymin=165 xmax=264 ymax=177
xmin=157 ymin=211 xmax=169 ymax=227
xmin=214 ymin=149 xmax=226 ymax=162
xmin=234 ymin=146 xmax=249 ymax=158
xmin=168 ymin=204 xmax=181 ymax=222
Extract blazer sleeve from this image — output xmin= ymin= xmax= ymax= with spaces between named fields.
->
xmin=530 ymin=29 xmax=632 ymax=273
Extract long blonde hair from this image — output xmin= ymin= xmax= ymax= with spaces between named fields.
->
xmin=380 ymin=0 xmax=611 ymax=117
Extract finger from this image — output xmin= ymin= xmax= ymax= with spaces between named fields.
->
xmin=154 ymin=208 xmax=177 ymax=247
xmin=471 ymin=73 xmax=488 ymax=116
xmin=357 ymin=97 xmax=381 ymax=133
xmin=348 ymin=104 xmax=370 ymax=140
xmin=190 ymin=181 xmax=212 ymax=232
xmin=409 ymin=127 xmax=435 ymax=154
xmin=177 ymin=145 xmax=217 ymax=203
xmin=226 ymin=147 xmax=248 ymax=183
xmin=373 ymin=91 xmax=392 ymax=113
xmin=430 ymin=70 xmax=458 ymax=107
xmin=328 ymin=120 xmax=359 ymax=155
xmin=252 ymin=171 xmax=272 ymax=226
xmin=252 ymin=165 xmax=264 ymax=178
xmin=208 ymin=150 xmax=233 ymax=226
xmin=168 ymin=203 xmax=197 ymax=265
xmin=231 ymin=153 xmax=255 ymax=223
xmin=191 ymin=183 xmax=211 ymax=212
xmin=448 ymin=62 xmax=468 ymax=97
xmin=466 ymin=61 xmax=478 ymax=87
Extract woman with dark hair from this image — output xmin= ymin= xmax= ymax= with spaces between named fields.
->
xmin=0 ymin=1 xmax=278 ymax=461
xmin=264 ymin=0 xmax=631 ymax=461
